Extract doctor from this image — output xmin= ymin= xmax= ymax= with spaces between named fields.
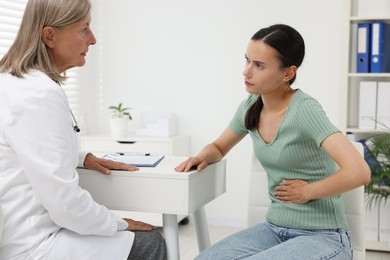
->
xmin=0 ymin=0 xmax=166 ymax=259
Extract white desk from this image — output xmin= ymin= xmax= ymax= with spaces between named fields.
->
xmin=80 ymin=135 xmax=191 ymax=227
xmin=77 ymin=157 xmax=226 ymax=260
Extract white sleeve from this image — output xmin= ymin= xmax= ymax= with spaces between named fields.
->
xmin=117 ymin=217 xmax=129 ymax=231
xmin=78 ymin=151 xmax=90 ymax=168
xmin=5 ymin=86 xmax=118 ymax=236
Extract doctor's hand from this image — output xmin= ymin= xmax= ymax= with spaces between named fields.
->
xmin=274 ymin=179 xmax=310 ymax=204
xmin=83 ymin=153 xmax=139 ymax=175
xmin=123 ymin=218 xmax=157 ymax=231
xmin=175 ymin=156 xmax=208 ymax=172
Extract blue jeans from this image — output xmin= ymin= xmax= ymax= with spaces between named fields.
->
xmin=196 ymin=222 xmax=352 ymax=260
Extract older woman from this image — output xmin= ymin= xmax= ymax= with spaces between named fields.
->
xmin=0 ymin=0 xmax=166 ymax=259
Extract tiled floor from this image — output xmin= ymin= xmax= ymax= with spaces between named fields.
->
xmin=177 ymin=224 xmax=390 ymax=260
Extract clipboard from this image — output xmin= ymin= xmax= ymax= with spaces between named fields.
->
xmin=102 ymin=153 xmax=165 ymax=167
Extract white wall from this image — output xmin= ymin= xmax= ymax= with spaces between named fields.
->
xmin=80 ymin=0 xmax=345 ymax=227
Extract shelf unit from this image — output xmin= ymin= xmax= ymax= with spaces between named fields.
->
xmin=342 ymin=0 xmax=390 ymax=252
xmin=342 ymin=0 xmax=390 ymax=138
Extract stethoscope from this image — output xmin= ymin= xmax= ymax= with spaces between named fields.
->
xmin=53 ymin=79 xmax=81 ymax=133
xmin=70 ymin=109 xmax=81 ymax=133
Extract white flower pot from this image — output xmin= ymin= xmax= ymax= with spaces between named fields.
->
xmin=109 ymin=117 xmax=129 ymax=138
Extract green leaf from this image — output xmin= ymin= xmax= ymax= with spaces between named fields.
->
xmin=108 ymin=102 xmax=132 ymax=120
xmin=364 ymin=128 xmax=390 ymax=206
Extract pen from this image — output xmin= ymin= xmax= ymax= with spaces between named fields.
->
xmin=116 ymin=152 xmax=151 ymax=156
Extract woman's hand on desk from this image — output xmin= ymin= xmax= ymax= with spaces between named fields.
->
xmin=83 ymin=153 xmax=139 ymax=175
xmin=123 ymin=218 xmax=156 ymax=231
xmin=175 ymin=156 xmax=208 ymax=172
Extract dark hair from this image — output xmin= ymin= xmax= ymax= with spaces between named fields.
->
xmin=245 ymin=24 xmax=305 ymax=130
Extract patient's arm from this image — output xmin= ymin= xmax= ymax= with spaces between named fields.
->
xmin=275 ymin=132 xmax=371 ymax=204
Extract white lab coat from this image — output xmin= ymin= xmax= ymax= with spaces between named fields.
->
xmin=0 ymin=71 xmax=134 ymax=260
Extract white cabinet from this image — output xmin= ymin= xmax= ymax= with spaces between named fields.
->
xmin=341 ymin=0 xmax=390 ymax=139
xmin=80 ymin=135 xmax=190 ymax=156
xmin=80 ymin=135 xmax=191 ymax=226
xmin=342 ymin=0 xmax=390 ymax=251
xmin=365 ymin=198 xmax=390 ymax=252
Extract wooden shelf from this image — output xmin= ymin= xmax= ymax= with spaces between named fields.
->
xmin=350 ymin=16 xmax=390 ymax=22
xmin=346 ymin=128 xmax=383 ymax=133
xmin=342 ymin=0 xmax=390 ymax=135
xmin=366 ymin=240 xmax=390 ymax=252
xmin=346 ymin=1 xmax=390 ymax=254
xmin=348 ymin=73 xmax=390 ymax=78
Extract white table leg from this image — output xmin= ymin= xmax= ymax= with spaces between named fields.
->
xmin=163 ymin=214 xmax=180 ymax=260
xmin=193 ymin=206 xmax=211 ymax=252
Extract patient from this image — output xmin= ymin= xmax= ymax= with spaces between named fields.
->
xmin=175 ymin=24 xmax=370 ymax=259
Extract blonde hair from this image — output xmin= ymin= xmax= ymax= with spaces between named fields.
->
xmin=0 ymin=0 xmax=91 ymax=82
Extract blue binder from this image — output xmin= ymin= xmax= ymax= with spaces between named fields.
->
xmin=371 ymin=22 xmax=390 ymax=73
xmin=357 ymin=23 xmax=371 ymax=73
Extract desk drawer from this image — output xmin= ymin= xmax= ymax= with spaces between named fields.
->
xmin=81 ymin=139 xmax=173 ymax=155
xmin=80 ymin=135 xmax=190 ymax=156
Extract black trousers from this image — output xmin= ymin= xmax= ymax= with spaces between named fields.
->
xmin=128 ymin=230 xmax=167 ymax=260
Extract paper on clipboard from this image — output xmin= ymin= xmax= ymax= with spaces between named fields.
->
xmin=102 ymin=153 xmax=165 ymax=167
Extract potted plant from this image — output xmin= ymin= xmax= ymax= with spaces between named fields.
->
xmin=108 ymin=102 xmax=132 ymax=137
xmin=363 ymin=130 xmax=390 ymax=208
xmin=361 ymin=128 xmax=390 ymax=246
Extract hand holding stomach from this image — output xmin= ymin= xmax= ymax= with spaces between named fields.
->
xmin=175 ymin=156 xmax=208 ymax=172
xmin=274 ymin=179 xmax=310 ymax=204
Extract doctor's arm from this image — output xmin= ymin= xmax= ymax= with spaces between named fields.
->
xmin=82 ymin=153 xmax=138 ymax=175
xmin=175 ymin=127 xmax=245 ymax=172
xmin=6 ymin=87 xmax=143 ymax=236
xmin=79 ymin=153 xmax=154 ymax=230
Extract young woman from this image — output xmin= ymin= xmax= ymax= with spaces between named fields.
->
xmin=0 ymin=0 xmax=166 ymax=259
xmin=175 ymin=24 xmax=371 ymax=259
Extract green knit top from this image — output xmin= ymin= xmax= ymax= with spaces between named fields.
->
xmin=229 ymin=89 xmax=348 ymax=229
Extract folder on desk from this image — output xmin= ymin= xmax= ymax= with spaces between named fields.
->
xmin=371 ymin=22 xmax=390 ymax=73
xmin=357 ymin=23 xmax=371 ymax=73
xmin=102 ymin=153 xmax=165 ymax=167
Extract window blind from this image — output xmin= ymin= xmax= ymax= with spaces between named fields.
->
xmin=0 ymin=0 xmax=80 ymax=118
xmin=0 ymin=0 xmax=26 ymax=54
